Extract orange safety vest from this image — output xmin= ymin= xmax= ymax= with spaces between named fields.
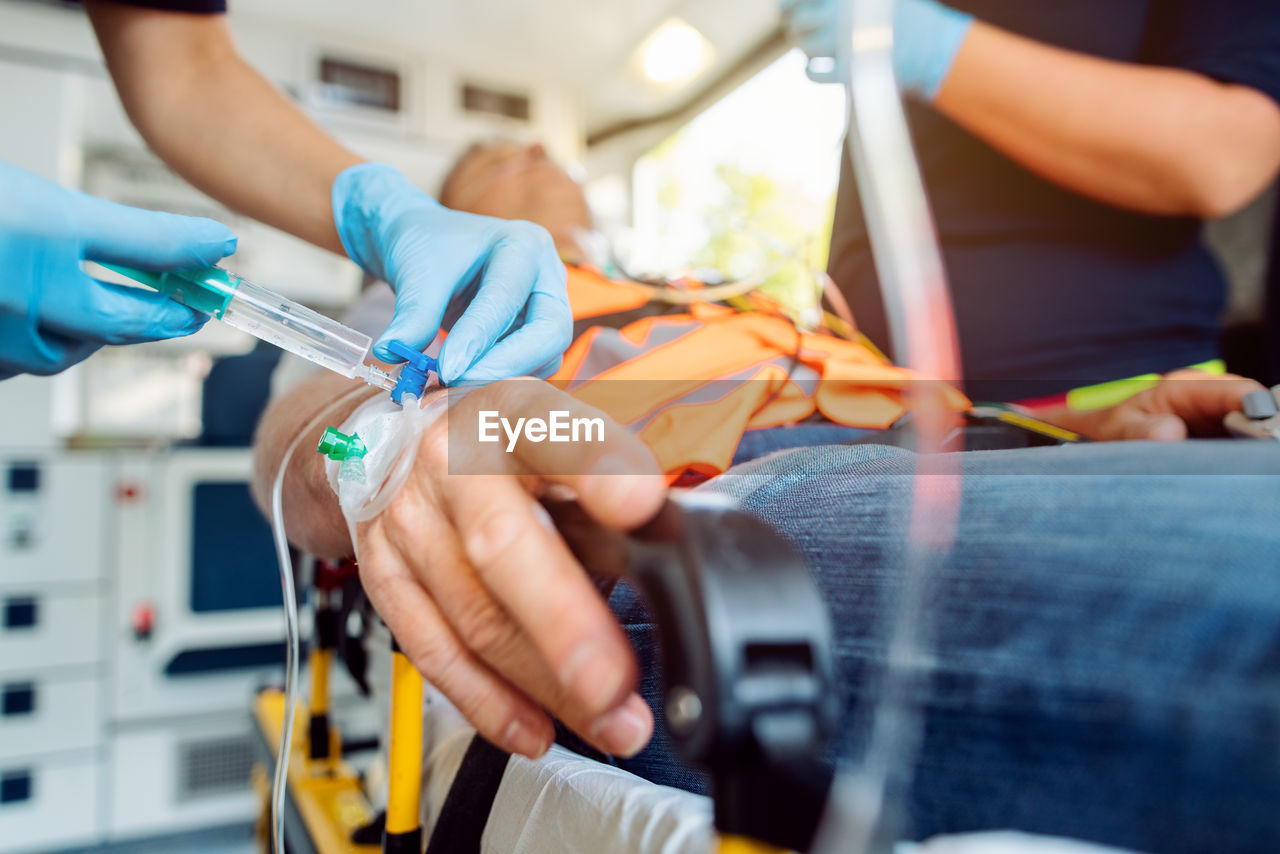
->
xmin=552 ymin=265 xmax=969 ymax=480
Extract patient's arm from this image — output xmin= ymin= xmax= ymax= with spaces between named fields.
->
xmin=1033 ymin=371 xmax=1266 ymax=442
xmin=251 ymin=373 xmax=666 ymax=761
xmin=250 ymin=371 xmax=376 ymax=557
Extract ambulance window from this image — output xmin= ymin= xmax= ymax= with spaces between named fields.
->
xmin=630 ymin=50 xmax=845 ymax=316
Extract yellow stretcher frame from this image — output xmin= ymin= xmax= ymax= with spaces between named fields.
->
xmin=253 ymin=688 xmax=380 ymax=854
xmin=253 ymin=685 xmax=795 ymax=854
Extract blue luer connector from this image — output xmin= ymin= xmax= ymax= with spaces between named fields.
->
xmin=386 ymin=340 xmax=438 ymax=404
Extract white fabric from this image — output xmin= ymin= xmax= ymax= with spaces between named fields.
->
xmin=902 ymin=831 xmax=1139 ymax=854
xmin=419 ymin=719 xmax=714 ymax=854
xmin=418 ymin=724 xmax=1139 ymax=854
xmin=413 ymin=683 xmax=1136 ymax=854
xmin=416 ymin=714 xmax=1137 ymax=854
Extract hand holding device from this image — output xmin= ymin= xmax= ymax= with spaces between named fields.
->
xmin=0 ymin=160 xmax=236 ymax=379
xmin=781 ymin=0 xmax=973 ymax=97
xmin=332 ymin=163 xmax=572 ymax=385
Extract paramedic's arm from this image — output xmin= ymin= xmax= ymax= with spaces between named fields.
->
xmin=85 ymin=2 xmax=357 ymax=252
xmin=1034 ymin=371 xmax=1266 ymax=442
xmin=251 ymin=373 xmax=665 ymax=761
xmin=936 ymin=23 xmax=1280 ymax=218
xmin=86 ymin=2 xmax=573 ymax=382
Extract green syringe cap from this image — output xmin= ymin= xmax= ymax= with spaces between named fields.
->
xmin=316 ymin=427 xmax=367 ymax=461
xmin=99 ymin=263 xmax=238 ymax=318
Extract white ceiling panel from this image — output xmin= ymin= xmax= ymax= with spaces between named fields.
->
xmin=238 ymin=0 xmax=781 ymax=133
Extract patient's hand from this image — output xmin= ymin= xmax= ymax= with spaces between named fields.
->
xmin=355 ymin=379 xmax=666 ymax=759
xmin=1038 ymin=370 xmax=1266 ymax=442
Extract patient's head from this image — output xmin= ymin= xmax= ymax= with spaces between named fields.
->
xmin=439 ymin=142 xmax=592 ymax=255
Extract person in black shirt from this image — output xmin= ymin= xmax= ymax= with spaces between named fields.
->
xmin=787 ymin=0 xmax=1280 ymax=405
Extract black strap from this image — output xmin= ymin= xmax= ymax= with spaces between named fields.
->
xmin=424 ymin=734 xmax=511 ymax=854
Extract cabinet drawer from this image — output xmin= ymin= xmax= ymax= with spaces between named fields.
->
xmin=0 ymin=671 xmax=100 ymax=761
xmin=0 ymin=751 xmax=101 ymax=852
xmin=0 ymin=591 xmax=103 ymax=673
xmin=1 ymin=456 xmax=109 ymax=588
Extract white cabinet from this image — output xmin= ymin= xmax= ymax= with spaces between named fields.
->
xmin=107 ymin=716 xmax=259 ymax=842
xmin=0 ymin=454 xmax=111 ymax=851
xmin=0 ymin=591 xmax=103 ymax=673
xmin=0 ymin=669 xmax=101 ymax=761
xmin=0 ymin=752 xmax=102 ymax=854
xmin=0 ymin=456 xmax=109 ymax=589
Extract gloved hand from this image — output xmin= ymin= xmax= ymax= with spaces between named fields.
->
xmin=0 ymin=160 xmax=237 ymax=380
xmin=332 ymin=163 xmax=571 ymax=385
xmin=781 ymin=0 xmax=974 ymax=98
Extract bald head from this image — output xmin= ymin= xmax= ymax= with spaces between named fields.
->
xmin=440 ymin=142 xmax=593 ymax=256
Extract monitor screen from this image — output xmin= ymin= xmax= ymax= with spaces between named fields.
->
xmin=190 ymin=482 xmax=283 ymax=613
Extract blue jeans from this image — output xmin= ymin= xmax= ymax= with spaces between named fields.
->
xmin=608 ymin=437 xmax=1280 ymax=853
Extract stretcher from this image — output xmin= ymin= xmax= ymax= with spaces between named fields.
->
xmin=252 ymin=495 xmax=837 ymax=854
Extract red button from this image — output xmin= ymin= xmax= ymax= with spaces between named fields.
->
xmin=116 ymin=482 xmax=144 ymax=503
xmin=131 ymin=601 xmax=155 ymax=640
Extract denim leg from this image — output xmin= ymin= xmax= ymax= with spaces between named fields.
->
xmin=611 ymin=439 xmax=1280 ymax=853
xmin=731 ymin=422 xmax=877 ymax=466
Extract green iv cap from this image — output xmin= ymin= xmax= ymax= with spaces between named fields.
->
xmin=316 ymin=427 xmax=367 ymax=462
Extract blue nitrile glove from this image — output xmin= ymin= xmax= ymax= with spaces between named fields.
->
xmin=331 ymin=162 xmax=571 ymax=385
xmin=781 ymin=0 xmax=973 ymax=98
xmin=0 ymin=160 xmax=236 ymax=380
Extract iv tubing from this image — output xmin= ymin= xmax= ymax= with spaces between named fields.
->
xmin=272 ymin=385 xmax=443 ymax=854
xmin=268 ymin=384 xmax=374 ymax=854
xmin=812 ymin=1 xmax=965 ymax=852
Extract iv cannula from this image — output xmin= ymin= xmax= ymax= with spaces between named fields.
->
xmin=102 ymin=263 xmax=396 ymax=392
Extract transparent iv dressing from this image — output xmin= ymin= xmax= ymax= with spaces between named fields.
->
xmin=220 ymin=275 xmax=373 ymax=380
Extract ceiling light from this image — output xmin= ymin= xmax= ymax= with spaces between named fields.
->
xmin=638 ymin=18 xmax=713 ymax=85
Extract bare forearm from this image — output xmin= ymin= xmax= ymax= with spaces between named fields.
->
xmin=250 ymin=372 xmax=375 ymax=557
xmin=87 ymin=2 xmax=362 ymax=252
xmin=935 ymin=21 xmax=1280 ymax=218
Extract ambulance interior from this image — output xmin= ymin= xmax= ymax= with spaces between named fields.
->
xmin=0 ymin=1 xmax=1276 ymax=853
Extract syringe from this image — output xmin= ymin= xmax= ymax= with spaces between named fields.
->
xmin=102 ymin=264 xmax=396 ymax=392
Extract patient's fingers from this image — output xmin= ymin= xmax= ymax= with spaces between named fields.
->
xmin=1042 ymin=372 xmax=1266 ymax=441
xmin=371 ymin=380 xmax=659 ymax=756
xmin=453 ymin=379 xmax=666 ymax=530
xmin=519 ymin=434 xmax=665 ymax=533
xmin=1149 ymin=371 xmax=1265 ymax=436
xmin=357 ymin=512 xmax=553 ymax=758
xmin=1089 ymin=403 xmax=1188 ymax=442
xmin=390 ymin=488 xmax=653 ymax=757
xmin=440 ymin=471 xmax=649 ymax=754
